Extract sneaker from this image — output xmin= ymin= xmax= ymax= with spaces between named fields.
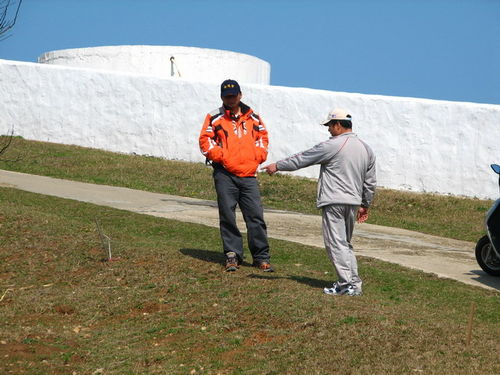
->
xmin=324 ymin=283 xmax=361 ymax=296
xmin=252 ymin=260 xmax=274 ymax=272
xmin=323 ymin=282 xmax=343 ymax=295
xmin=225 ymin=251 xmax=240 ymax=272
xmin=344 ymin=285 xmax=362 ymax=296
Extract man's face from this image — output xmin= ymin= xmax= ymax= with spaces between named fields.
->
xmin=221 ymin=93 xmax=242 ymax=110
xmin=328 ymin=121 xmax=340 ymax=136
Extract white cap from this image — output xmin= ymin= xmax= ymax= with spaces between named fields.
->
xmin=320 ymin=108 xmax=352 ymax=125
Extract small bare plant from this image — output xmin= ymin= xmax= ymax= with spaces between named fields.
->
xmin=0 ymin=126 xmax=14 ymax=155
xmin=0 ymin=126 xmax=20 ymax=162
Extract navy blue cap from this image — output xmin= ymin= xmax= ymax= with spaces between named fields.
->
xmin=220 ymin=79 xmax=241 ymax=96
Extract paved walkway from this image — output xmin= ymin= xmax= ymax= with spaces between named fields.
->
xmin=1 ymin=169 xmax=499 ymax=292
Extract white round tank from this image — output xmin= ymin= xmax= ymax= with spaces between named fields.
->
xmin=38 ymin=45 xmax=271 ymax=85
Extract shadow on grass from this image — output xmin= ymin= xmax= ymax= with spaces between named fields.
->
xmin=288 ymin=275 xmax=328 ymax=288
xmin=248 ymin=274 xmax=327 ymax=288
xmin=180 ymin=248 xmax=224 ymax=264
xmin=181 ymin=248 xmax=327 ymax=289
xmin=179 ymin=248 xmax=252 ymax=267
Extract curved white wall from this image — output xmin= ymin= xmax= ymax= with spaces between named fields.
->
xmin=38 ymin=45 xmax=271 ymax=85
xmin=1 ymin=58 xmax=499 ymax=199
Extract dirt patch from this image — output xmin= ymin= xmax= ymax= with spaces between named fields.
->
xmin=54 ymin=304 xmax=76 ymax=315
xmin=0 ymin=340 xmax=63 ymax=360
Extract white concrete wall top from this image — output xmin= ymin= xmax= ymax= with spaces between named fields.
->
xmin=1 ymin=58 xmax=499 ymax=199
xmin=38 ymin=45 xmax=271 ymax=85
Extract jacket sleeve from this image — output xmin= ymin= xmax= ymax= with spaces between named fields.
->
xmin=199 ymin=113 xmax=223 ymax=163
xmin=276 ymin=141 xmax=333 ymax=171
xmin=361 ymin=148 xmax=377 ymax=208
xmin=253 ymin=114 xmax=269 ymax=164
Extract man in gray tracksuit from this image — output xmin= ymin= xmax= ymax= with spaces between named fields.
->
xmin=262 ymin=108 xmax=376 ymax=296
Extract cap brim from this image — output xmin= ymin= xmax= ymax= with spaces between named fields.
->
xmin=221 ymin=89 xmax=240 ymax=97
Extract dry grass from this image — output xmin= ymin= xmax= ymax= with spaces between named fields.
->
xmin=1 ymin=187 xmax=498 ymax=375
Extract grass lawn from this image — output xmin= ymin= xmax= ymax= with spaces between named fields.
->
xmin=0 ymin=137 xmax=499 ymax=374
xmin=1 ymin=187 xmax=498 ymax=375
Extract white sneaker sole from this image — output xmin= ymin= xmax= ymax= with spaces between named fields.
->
xmin=323 ymin=287 xmax=362 ymax=296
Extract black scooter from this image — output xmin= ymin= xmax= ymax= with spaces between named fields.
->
xmin=475 ymin=164 xmax=500 ymax=276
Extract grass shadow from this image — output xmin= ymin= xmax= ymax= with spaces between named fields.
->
xmin=179 ymin=248 xmax=254 ymax=267
xmin=248 ymin=273 xmax=327 ymax=289
xmin=180 ymin=249 xmax=328 ymax=289
xmin=180 ymin=248 xmax=224 ymax=265
xmin=288 ymin=275 xmax=328 ymax=288
xmin=247 ymin=274 xmax=286 ymax=280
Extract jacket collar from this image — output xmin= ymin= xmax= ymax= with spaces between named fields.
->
xmin=223 ymin=102 xmax=252 ymax=120
xmin=330 ymin=132 xmax=356 ymax=140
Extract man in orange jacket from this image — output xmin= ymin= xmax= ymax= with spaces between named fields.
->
xmin=199 ymin=79 xmax=273 ymax=272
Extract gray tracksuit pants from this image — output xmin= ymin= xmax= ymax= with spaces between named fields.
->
xmin=322 ymin=204 xmax=362 ymax=291
xmin=213 ymin=167 xmax=270 ymax=263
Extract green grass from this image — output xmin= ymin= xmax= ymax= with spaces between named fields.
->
xmin=0 ymin=187 xmax=498 ymax=375
xmin=0 ymin=136 xmax=493 ymax=242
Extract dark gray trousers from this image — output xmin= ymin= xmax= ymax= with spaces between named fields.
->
xmin=213 ymin=167 xmax=270 ymax=263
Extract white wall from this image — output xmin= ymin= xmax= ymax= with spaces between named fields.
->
xmin=38 ymin=46 xmax=271 ymax=85
xmin=1 ymin=58 xmax=499 ymax=199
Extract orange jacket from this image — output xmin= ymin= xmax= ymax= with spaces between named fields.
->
xmin=199 ymin=102 xmax=269 ymax=177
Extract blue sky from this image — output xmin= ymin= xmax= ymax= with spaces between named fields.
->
xmin=1 ymin=0 xmax=500 ymax=105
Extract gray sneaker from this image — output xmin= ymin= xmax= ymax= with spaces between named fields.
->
xmin=323 ymin=282 xmax=343 ymax=295
xmin=225 ymin=251 xmax=239 ymax=272
xmin=343 ymin=285 xmax=362 ymax=296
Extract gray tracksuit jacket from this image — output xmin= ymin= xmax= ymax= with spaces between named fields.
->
xmin=276 ymin=132 xmax=376 ymax=208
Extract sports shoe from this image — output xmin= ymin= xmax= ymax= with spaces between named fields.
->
xmin=225 ymin=251 xmax=240 ymax=272
xmin=324 ymin=283 xmax=361 ymax=296
xmin=344 ymin=285 xmax=362 ymax=296
xmin=252 ymin=260 xmax=274 ymax=272
xmin=323 ymin=282 xmax=343 ymax=295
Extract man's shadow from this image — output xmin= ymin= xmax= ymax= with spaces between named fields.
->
xmin=180 ymin=248 xmax=258 ymax=267
xmin=180 ymin=248 xmax=327 ymax=288
xmin=180 ymin=248 xmax=225 ymax=264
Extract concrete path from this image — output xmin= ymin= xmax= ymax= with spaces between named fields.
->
xmin=1 ymin=169 xmax=499 ymax=292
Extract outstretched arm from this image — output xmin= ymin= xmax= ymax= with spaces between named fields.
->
xmin=262 ymin=163 xmax=278 ymax=175
xmin=263 ymin=140 xmax=335 ymax=176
